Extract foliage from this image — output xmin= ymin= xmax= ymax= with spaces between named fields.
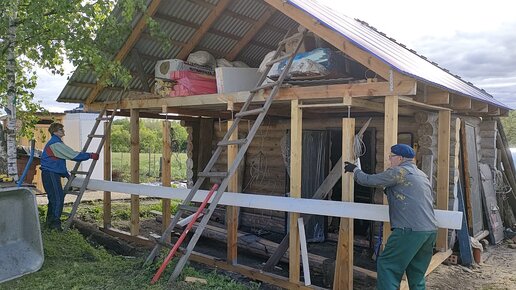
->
xmin=111 ymin=152 xmax=187 ymax=182
xmin=500 ymin=111 xmax=516 ymax=147
xmin=111 ymin=118 xmax=188 ymax=154
xmin=1 ymin=209 xmax=258 ymax=290
xmin=0 ymin=0 xmax=149 ymax=138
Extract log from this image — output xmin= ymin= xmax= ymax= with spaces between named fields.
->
xmin=417 ymin=123 xmax=435 ymax=137
xmin=418 ymin=135 xmax=436 ymax=148
xmin=414 ymin=111 xmax=438 ymax=124
xmin=72 ymin=219 xmax=137 ymax=256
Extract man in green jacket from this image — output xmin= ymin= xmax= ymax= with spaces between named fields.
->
xmin=344 ymin=144 xmax=437 ymax=290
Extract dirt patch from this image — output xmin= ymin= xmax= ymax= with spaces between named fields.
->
xmin=426 ymin=241 xmax=516 ymax=290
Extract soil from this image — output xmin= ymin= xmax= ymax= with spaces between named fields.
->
xmin=71 ymin=200 xmax=516 ymax=290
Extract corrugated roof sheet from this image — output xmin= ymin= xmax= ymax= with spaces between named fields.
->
xmin=288 ymin=0 xmax=510 ymax=109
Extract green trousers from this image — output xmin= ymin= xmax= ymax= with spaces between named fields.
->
xmin=376 ymin=228 xmax=437 ymax=290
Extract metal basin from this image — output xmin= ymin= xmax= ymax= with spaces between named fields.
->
xmin=0 ymin=187 xmax=44 ymax=283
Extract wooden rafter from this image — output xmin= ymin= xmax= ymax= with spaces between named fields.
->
xmin=174 ymin=0 xmax=231 ymax=60
xmin=226 ymin=7 xmax=276 ymax=61
xmin=84 ymin=0 xmax=163 ymax=104
xmin=449 ymin=94 xmax=472 ymax=110
xmin=265 ymin=0 xmax=409 ymax=81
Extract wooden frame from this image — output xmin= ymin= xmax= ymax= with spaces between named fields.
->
xmin=436 ymin=110 xmax=451 ymax=250
xmin=382 ymin=96 xmax=398 ymax=245
xmin=226 ymin=119 xmax=239 ymax=265
xmin=130 ymin=109 xmax=140 ymax=236
xmin=103 ymin=121 xmax=112 ymax=228
xmin=161 ymin=119 xmax=172 ymax=240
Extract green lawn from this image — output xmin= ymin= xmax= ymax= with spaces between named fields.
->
xmin=111 ymin=152 xmax=187 ymax=183
xmin=0 ymin=207 xmax=259 ymax=290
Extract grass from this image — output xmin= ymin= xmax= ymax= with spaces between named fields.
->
xmin=111 ymin=152 xmax=187 ymax=183
xmin=0 ymin=206 xmax=259 ymax=290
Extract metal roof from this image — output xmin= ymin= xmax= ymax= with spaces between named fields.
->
xmin=288 ymin=0 xmax=510 ymax=109
xmin=57 ymin=0 xmax=510 ymax=111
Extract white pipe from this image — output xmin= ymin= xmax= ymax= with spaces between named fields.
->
xmin=74 ymin=178 xmax=463 ymax=230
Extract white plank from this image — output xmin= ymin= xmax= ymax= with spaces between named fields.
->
xmin=74 ymin=178 xmax=463 ymax=229
xmin=298 ymin=217 xmax=311 ymax=286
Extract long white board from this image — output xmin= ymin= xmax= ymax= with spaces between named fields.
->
xmin=74 ymin=178 xmax=463 ymax=229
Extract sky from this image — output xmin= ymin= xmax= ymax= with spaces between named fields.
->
xmin=33 ymin=0 xmax=516 ymax=112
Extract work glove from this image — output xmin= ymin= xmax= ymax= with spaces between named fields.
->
xmin=344 ymin=161 xmax=357 ymax=173
xmin=90 ymin=153 xmax=99 ymax=160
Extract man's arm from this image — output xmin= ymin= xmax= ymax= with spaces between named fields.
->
xmin=49 ymin=142 xmax=91 ymax=161
xmin=353 ymin=167 xmax=402 ymax=188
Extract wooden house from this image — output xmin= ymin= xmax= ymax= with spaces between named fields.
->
xmin=56 ymin=0 xmax=515 ymax=289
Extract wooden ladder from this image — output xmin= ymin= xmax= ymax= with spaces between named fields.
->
xmin=62 ymin=105 xmax=118 ymax=231
xmin=145 ymin=29 xmax=308 ymax=283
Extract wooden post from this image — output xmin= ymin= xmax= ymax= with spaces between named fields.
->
xmin=198 ymin=118 xmax=214 ymax=189
xmin=162 ymin=120 xmax=172 ymax=240
xmin=333 ymin=118 xmax=355 ymax=290
xmin=103 ymin=121 xmax=112 ymax=228
xmin=226 ymin=119 xmax=239 ymax=265
xmin=130 ymin=109 xmax=140 ymax=236
xmin=436 ymin=110 xmax=451 ymax=251
xmin=289 ymin=99 xmax=302 ymax=283
xmin=383 ymin=96 xmax=398 ymax=244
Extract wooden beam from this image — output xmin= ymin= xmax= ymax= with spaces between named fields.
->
xmin=162 ymin=119 xmax=172 ymax=241
xmin=131 ymin=49 xmax=150 ymax=92
xmin=383 ymin=96 xmax=398 ymax=245
xmin=74 ymin=178 xmax=464 ymax=229
xmin=85 ymin=0 xmax=163 ymax=104
xmin=459 ymin=120 xmax=474 ymax=233
xmin=450 ymin=95 xmax=472 ymax=110
xmin=226 ymin=7 xmax=276 ymax=61
xmin=289 ymin=99 xmax=302 ymax=283
xmin=436 ymin=110 xmax=451 ymax=251
xmin=425 ymin=92 xmax=450 ymax=105
xmin=487 ymin=104 xmax=501 ymax=115
xmin=398 ymin=96 xmax=451 ymax=111
xmin=130 ymin=109 xmax=140 ymax=236
xmin=91 ymin=81 xmax=417 ymax=111
xmin=226 ymin=119 xmax=239 ymax=265
xmin=175 ymin=0 xmax=231 ymax=60
xmin=471 ymin=100 xmax=489 ymax=113
xmin=265 ymin=0 xmax=408 ymax=81
xmin=103 ymin=121 xmax=112 ymax=228
xmin=334 ymin=118 xmax=355 ymax=290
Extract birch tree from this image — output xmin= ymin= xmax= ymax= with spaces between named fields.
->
xmin=0 ymin=0 xmax=149 ymax=178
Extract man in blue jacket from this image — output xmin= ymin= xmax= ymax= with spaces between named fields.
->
xmin=41 ymin=123 xmax=99 ymax=230
xmin=344 ymin=144 xmax=437 ymax=290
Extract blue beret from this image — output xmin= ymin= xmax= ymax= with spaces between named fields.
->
xmin=391 ymin=144 xmax=415 ymax=158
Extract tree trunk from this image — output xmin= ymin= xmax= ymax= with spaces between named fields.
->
xmin=6 ymin=1 xmax=19 ymax=180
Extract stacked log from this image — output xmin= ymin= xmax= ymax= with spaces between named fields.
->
xmin=415 ymin=111 xmax=438 ymax=197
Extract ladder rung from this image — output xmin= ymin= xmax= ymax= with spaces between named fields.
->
xmin=218 ymin=139 xmax=247 ymax=146
xmin=71 ymin=171 xmax=89 ymax=175
xmin=197 ymin=171 xmax=228 ymax=178
xmin=250 ymin=81 xmax=279 ymax=93
xmin=66 ymin=190 xmax=81 ymax=196
xmin=88 ymin=134 xmax=105 ymax=138
xmin=178 ymin=204 xmax=206 ymax=213
xmin=96 ymin=117 xmax=112 ymax=121
xmin=266 ymin=53 xmax=295 ymax=66
xmin=235 ymin=107 xmax=265 ymax=118
xmin=279 ymin=33 xmax=304 ymax=46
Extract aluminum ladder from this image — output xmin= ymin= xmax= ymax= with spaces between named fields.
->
xmin=145 ymin=29 xmax=308 ymax=283
xmin=62 ymin=106 xmax=118 ymax=231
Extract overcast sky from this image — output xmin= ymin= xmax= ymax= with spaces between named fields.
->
xmin=33 ymin=0 xmax=516 ymax=112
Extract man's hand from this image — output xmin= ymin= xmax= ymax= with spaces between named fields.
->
xmin=90 ymin=153 xmax=99 ymax=160
xmin=344 ymin=161 xmax=357 ymax=173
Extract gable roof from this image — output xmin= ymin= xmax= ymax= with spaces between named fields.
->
xmin=57 ymin=0 xmax=510 ymax=111
xmin=288 ymin=0 xmax=510 ymax=109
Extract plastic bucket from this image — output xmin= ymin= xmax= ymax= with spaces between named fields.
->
xmin=0 ymin=187 xmax=44 ymax=283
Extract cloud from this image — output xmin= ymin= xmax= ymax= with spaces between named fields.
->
xmin=412 ymin=22 xmax=516 ymax=109
xmin=33 ymin=68 xmax=77 ymax=113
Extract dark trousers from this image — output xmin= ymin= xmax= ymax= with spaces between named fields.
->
xmin=42 ymin=170 xmax=65 ymax=228
xmin=376 ymin=228 xmax=437 ymax=290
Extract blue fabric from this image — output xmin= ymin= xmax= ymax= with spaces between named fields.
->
xmin=391 ymin=144 xmax=415 ymax=158
xmin=40 ymin=134 xmax=90 ymax=176
xmin=42 ymin=170 xmax=65 ymax=229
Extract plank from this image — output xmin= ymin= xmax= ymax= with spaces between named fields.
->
xmin=479 ymin=164 xmax=505 ymax=244
xmin=457 ymin=176 xmax=473 ymax=266
xmin=460 ymin=120 xmax=474 ymax=233
xmin=103 ymin=122 xmax=112 ymax=228
xmin=333 ymin=118 xmax=354 ymax=290
xmin=130 ymin=109 xmax=140 ymax=236
xmin=298 ymin=218 xmax=311 ymax=286
xmin=161 ymin=120 xmax=172 ymax=240
xmin=436 ymin=110 xmax=451 ymax=250
xmin=226 ymin=119 xmax=239 ymax=264
xmin=74 ymin=178 xmax=464 ymax=229
xmin=290 ymin=99 xmax=303 ymax=283
xmin=382 ymin=96 xmax=398 ymax=246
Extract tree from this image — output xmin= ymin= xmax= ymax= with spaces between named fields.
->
xmin=501 ymin=111 xmax=516 ymax=147
xmin=0 ymin=0 xmax=149 ymax=178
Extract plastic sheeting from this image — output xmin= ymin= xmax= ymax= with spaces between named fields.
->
xmin=168 ymin=71 xmax=217 ymax=97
